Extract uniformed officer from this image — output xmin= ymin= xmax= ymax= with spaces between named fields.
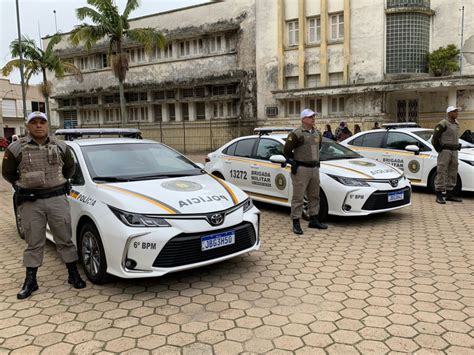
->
xmin=283 ymin=109 xmax=328 ymax=235
xmin=431 ymin=106 xmax=463 ymax=204
xmin=2 ymin=112 xmax=86 ymax=299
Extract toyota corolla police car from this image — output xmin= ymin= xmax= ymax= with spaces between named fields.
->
xmin=205 ymin=128 xmax=412 ymax=220
xmin=15 ymin=129 xmax=260 ymax=284
xmin=340 ymin=123 xmax=474 ymax=194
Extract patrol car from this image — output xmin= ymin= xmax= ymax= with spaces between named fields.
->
xmin=15 ymin=129 xmax=260 ymax=284
xmin=340 ymin=123 xmax=474 ymax=194
xmin=204 ymin=128 xmax=412 ymax=220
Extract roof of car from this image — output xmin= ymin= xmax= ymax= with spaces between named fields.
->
xmin=66 ymin=138 xmax=157 ymax=146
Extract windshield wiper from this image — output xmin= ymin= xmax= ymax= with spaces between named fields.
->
xmin=93 ymin=176 xmax=130 ymax=182
xmin=127 ymin=172 xmax=200 ymax=181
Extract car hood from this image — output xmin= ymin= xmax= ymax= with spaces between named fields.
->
xmin=321 ymin=158 xmax=402 ymax=179
xmin=459 ymin=148 xmax=474 ymax=161
xmin=95 ymin=174 xmax=247 ymax=214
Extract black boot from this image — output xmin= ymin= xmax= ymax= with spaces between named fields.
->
xmin=446 ymin=191 xmax=462 ymax=202
xmin=66 ymin=262 xmax=86 ymax=289
xmin=435 ymin=192 xmax=446 ymax=204
xmin=292 ymin=219 xmax=303 ymax=235
xmin=17 ymin=267 xmax=39 ymax=300
xmin=308 ymin=215 xmax=328 ymax=229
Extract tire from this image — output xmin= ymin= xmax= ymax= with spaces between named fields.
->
xmin=13 ymin=194 xmax=25 ymax=240
xmin=428 ymin=169 xmax=462 ymax=195
xmin=303 ymin=189 xmax=328 ymax=222
xmin=78 ymin=223 xmax=110 ymax=284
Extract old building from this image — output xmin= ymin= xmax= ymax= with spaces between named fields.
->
xmin=44 ymin=1 xmax=256 ymax=152
xmin=0 ymin=78 xmax=44 ymax=138
xmin=256 ymin=0 xmax=474 ymax=132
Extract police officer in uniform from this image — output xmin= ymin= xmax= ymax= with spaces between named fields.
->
xmin=284 ymin=109 xmax=328 ymax=235
xmin=431 ymin=106 xmax=463 ymax=204
xmin=2 ymin=112 xmax=86 ymax=299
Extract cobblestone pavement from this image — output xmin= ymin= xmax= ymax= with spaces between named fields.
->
xmin=1 ymin=151 xmax=474 ymax=354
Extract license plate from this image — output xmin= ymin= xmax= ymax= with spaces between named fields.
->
xmin=388 ymin=191 xmax=404 ymax=202
xmin=201 ymin=231 xmax=235 ymax=251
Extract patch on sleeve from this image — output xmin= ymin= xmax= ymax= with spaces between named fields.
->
xmin=3 ymin=153 xmax=8 ymax=160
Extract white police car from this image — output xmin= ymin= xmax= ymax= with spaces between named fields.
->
xmin=15 ymin=129 xmax=260 ymax=284
xmin=205 ymin=128 xmax=412 ymax=220
xmin=340 ymin=123 xmax=474 ymax=194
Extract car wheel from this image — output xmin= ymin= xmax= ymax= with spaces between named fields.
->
xmin=303 ymin=189 xmax=328 ymax=222
xmin=428 ymin=169 xmax=462 ymax=195
xmin=13 ymin=194 xmax=25 ymax=240
xmin=78 ymin=223 xmax=110 ymax=284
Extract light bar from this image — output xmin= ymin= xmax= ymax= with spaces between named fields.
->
xmin=54 ymin=128 xmax=142 ymax=140
xmin=253 ymin=127 xmax=294 ymax=136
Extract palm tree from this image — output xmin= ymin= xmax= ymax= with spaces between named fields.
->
xmin=1 ymin=34 xmax=83 ymax=121
xmin=70 ymin=0 xmax=166 ymax=126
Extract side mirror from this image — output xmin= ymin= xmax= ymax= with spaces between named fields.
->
xmin=405 ymin=145 xmax=420 ymax=155
xmin=270 ymin=154 xmax=287 ymax=167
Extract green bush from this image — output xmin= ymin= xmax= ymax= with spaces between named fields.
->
xmin=426 ymin=44 xmax=460 ymax=76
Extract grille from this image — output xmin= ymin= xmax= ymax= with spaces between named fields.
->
xmin=153 ymin=222 xmax=257 ymax=268
xmin=362 ymin=187 xmax=411 ymax=211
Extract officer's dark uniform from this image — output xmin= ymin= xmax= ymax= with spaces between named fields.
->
xmin=431 ymin=112 xmax=462 ymax=203
xmin=284 ymin=125 xmax=327 ymax=234
xmin=2 ymin=132 xmax=86 ymax=299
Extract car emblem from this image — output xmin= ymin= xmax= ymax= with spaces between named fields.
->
xmin=390 ymin=178 xmax=399 ymax=187
xmin=208 ymin=213 xmax=224 ymax=226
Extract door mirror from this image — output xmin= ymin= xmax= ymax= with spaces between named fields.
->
xmin=270 ymin=154 xmax=287 ymax=167
xmin=405 ymin=145 xmax=420 ymax=155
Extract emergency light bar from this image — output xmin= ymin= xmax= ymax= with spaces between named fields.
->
xmin=253 ymin=127 xmax=294 ymax=136
xmin=54 ymin=128 xmax=142 ymax=140
xmin=382 ymin=123 xmax=419 ymax=129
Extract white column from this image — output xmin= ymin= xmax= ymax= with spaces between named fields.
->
xmin=175 ymin=102 xmax=182 ymax=122
xmin=189 ymin=102 xmax=197 ymax=121
xmin=162 ymin=104 xmax=169 ymax=122
xmin=205 ymin=102 xmax=213 ymax=120
xmin=147 ymin=90 xmax=153 ymax=123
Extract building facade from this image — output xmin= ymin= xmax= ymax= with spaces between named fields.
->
xmin=44 ymin=1 xmax=256 ymax=151
xmin=0 ymin=78 xmax=45 ymax=138
xmin=256 ymin=0 xmax=474 ymax=132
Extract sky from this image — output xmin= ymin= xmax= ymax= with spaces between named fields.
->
xmin=0 ymin=0 xmax=209 ymax=85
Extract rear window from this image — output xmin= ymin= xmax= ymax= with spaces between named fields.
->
xmin=350 ymin=132 xmax=385 ymax=148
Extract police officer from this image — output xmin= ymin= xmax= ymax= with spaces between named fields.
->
xmin=431 ymin=106 xmax=463 ymax=204
xmin=284 ymin=109 xmax=328 ymax=235
xmin=2 ymin=112 xmax=86 ymax=299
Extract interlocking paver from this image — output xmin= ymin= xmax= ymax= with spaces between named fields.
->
xmin=1 ymin=160 xmax=473 ymax=353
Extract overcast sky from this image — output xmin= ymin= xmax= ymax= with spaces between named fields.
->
xmin=0 ymin=0 xmax=208 ymax=85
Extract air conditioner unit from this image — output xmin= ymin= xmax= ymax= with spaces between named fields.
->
xmin=265 ymin=106 xmax=278 ymax=117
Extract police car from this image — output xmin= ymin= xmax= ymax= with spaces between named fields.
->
xmin=340 ymin=123 xmax=474 ymax=194
xmin=15 ymin=129 xmax=260 ymax=284
xmin=204 ymin=128 xmax=412 ymax=220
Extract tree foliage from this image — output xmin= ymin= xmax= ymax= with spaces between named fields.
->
xmin=426 ymin=44 xmax=460 ymax=77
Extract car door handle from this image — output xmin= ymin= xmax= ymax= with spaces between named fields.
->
xmin=224 ymin=160 xmax=231 ymax=164
xmin=251 ymin=164 xmax=259 ymax=168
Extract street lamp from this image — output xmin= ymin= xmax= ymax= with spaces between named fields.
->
xmin=0 ymin=89 xmax=15 ymax=139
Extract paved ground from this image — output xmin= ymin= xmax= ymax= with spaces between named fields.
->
xmin=1 ymin=151 xmax=474 ymax=354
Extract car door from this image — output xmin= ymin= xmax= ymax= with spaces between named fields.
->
xmin=220 ymin=138 xmax=257 ymax=191
xmin=346 ymin=132 xmax=386 ymax=162
xmin=66 ymin=146 xmax=87 ymax=240
xmin=249 ymin=138 xmax=290 ymax=201
xmin=384 ymin=132 xmax=425 ymax=180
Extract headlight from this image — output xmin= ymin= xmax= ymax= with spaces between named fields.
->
xmin=460 ymin=159 xmax=474 ymax=166
xmin=242 ymin=198 xmax=253 ymax=213
xmin=328 ymin=174 xmax=370 ymax=187
xmin=109 ymin=206 xmax=171 ymax=227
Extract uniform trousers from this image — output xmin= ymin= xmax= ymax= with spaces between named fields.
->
xmin=434 ymin=150 xmax=458 ymax=192
xmin=291 ymin=166 xmax=320 ymax=219
xmin=19 ymin=194 xmax=78 ymax=267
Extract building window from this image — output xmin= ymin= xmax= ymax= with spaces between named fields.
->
xmin=31 ymin=101 xmax=46 ymax=112
xmin=182 ymin=103 xmax=189 ymax=121
xmin=81 ymin=97 xmax=98 ymax=106
xmin=127 ymin=106 xmax=149 ymax=122
xmin=126 ymin=92 xmax=147 ymax=102
xmin=210 ymin=35 xmax=223 ymax=53
xmin=182 ymin=88 xmax=194 ymax=98
xmin=104 ymin=94 xmax=120 ymax=104
xmin=195 ymin=87 xmax=206 ymax=97
xmin=308 ymin=98 xmax=322 ymax=113
xmin=287 ymin=100 xmax=301 ymax=116
xmin=154 ymin=105 xmax=162 ymax=122
xmin=213 ymin=101 xmax=235 ymax=118
xmin=306 ymin=74 xmax=321 ymax=88
xmin=154 ymin=91 xmax=165 ymax=100
xmin=153 ymin=44 xmax=173 ymax=60
xmin=329 ymin=72 xmax=344 ymax=86
xmin=212 ymin=86 xmax=226 ymax=96
xmin=82 ymin=109 xmax=100 ymax=123
xmin=330 ymin=97 xmax=345 ymax=114
xmin=104 ymin=108 xmax=121 ymax=123
xmin=101 ymin=54 xmax=109 ymax=68
xmin=307 ymin=17 xmax=321 ymax=44
xmin=386 ymin=12 xmax=430 ymax=73
xmin=179 ymin=41 xmax=191 ymax=57
xmin=330 ymin=13 xmax=344 ymax=40
xmin=128 ymin=48 xmax=146 ymax=64
xmin=286 ymin=76 xmax=298 ymax=90
xmin=196 ymin=102 xmax=206 ymax=120
xmin=165 ymin=90 xmax=175 ymax=99
xmin=79 ymin=57 xmax=88 ymax=70
xmin=287 ymin=20 xmax=299 ymax=46
xmin=168 ymin=104 xmax=176 ymax=121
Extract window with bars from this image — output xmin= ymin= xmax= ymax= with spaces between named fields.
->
xmin=307 ymin=17 xmax=321 ymax=44
xmin=330 ymin=13 xmax=344 ymax=40
xmin=287 ymin=20 xmax=299 ymax=46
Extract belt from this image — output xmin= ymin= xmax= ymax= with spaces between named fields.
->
xmin=441 ymin=145 xmax=459 ymax=151
xmin=19 ymin=186 xmax=66 ymax=200
xmin=295 ymin=160 xmax=320 ymax=168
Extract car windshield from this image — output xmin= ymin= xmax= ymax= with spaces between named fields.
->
xmin=413 ymin=129 xmax=474 ymax=148
xmin=320 ymin=139 xmax=361 ymax=161
xmin=81 ymin=143 xmax=202 ymax=182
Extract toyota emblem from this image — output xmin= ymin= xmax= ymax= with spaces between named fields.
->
xmin=390 ymin=179 xmax=399 ymax=188
xmin=209 ymin=213 xmax=224 ymax=226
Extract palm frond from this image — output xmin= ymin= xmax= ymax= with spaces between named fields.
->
xmin=122 ymin=0 xmax=139 ymax=20
xmin=87 ymin=0 xmax=114 ymax=14
xmin=126 ymin=28 xmax=166 ymax=54
xmin=44 ymin=34 xmax=62 ymax=57
xmin=62 ymin=62 xmax=84 ymax=82
xmin=1 ymin=59 xmax=22 ymax=76
xmin=70 ymin=24 xmax=108 ymax=50
xmin=9 ymin=37 xmax=43 ymax=61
